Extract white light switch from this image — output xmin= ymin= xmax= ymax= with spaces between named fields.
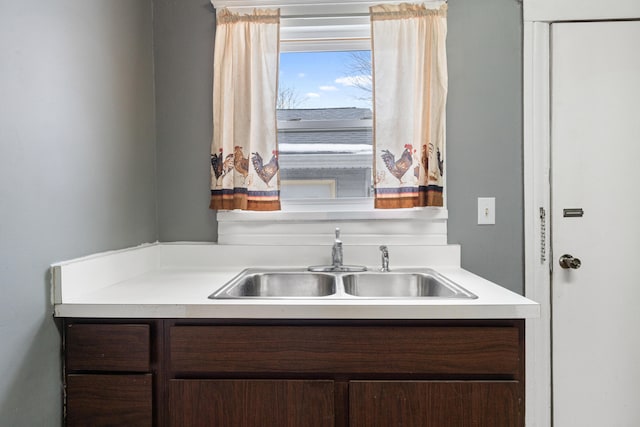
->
xmin=478 ymin=197 xmax=495 ymax=225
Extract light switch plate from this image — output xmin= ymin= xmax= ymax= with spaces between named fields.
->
xmin=478 ymin=197 xmax=495 ymax=225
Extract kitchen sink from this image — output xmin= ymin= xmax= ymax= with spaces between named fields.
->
xmin=342 ymin=271 xmax=477 ymax=299
xmin=210 ymin=270 xmax=337 ymax=298
xmin=209 ymin=268 xmax=476 ymax=300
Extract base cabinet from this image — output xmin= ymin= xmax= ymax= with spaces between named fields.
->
xmin=63 ymin=319 xmax=524 ymax=427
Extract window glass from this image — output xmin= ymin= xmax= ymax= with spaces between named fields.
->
xmin=277 ymin=51 xmax=373 ymax=200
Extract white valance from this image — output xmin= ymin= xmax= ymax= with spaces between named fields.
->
xmin=210 ymin=1 xmax=444 ymax=17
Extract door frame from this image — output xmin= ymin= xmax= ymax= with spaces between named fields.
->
xmin=523 ymin=21 xmax=552 ymax=427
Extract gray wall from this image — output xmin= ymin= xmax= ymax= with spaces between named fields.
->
xmin=446 ymin=0 xmax=523 ymax=294
xmin=0 ymin=1 xmax=157 ymax=425
xmin=154 ymin=0 xmax=218 ymax=241
xmin=153 ymin=0 xmax=524 ymax=294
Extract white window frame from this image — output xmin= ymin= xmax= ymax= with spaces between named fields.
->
xmin=281 ymin=179 xmax=337 ymax=199
xmin=211 ymin=0 xmax=448 ymax=244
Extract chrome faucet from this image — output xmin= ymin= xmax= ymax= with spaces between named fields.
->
xmin=379 ymin=245 xmax=390 ymax=272
xmin=332 ymin=227 xmax=343 ymax=269
xmin=308 ymin=227 xmax=366 ymax=272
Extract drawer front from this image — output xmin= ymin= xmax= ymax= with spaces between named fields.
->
xmin=66 ymin=374 xmax=153 ymax=427
xmin=66 ymin=324 xmax=150 ymax=372
xmin=169 ymin=325 xmax=521 ymax=376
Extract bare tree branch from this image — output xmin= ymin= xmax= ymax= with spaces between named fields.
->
xmin=344 ymin=51 xmax=372 ymax=101
xmin=277 ymin=85 xmax=307 ymax=109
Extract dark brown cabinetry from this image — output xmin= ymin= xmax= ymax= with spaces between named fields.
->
xmin=63 ymin=319 xmax=524 ymax=427
xmin=63 ymin=321 xmax=158 ymax=427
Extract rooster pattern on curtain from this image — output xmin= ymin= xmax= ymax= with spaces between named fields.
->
xmin=251 ymin=150 xmax=279 ymax=186
xmin=210 ymin=145 xmax=280 ymax=208
xmin=210 ymin=147 xmax=279 ymax=188
xmin=211 ymin=148 xmax=234 ymax=188
xmin=380 ymin=144 xmax=416 ymax=184
xmin=375 ymin=140 xmax=444 ymax=208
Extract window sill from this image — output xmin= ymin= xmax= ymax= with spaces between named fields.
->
xmin=216 ymin=199 xmax=448 ymax=245
xmin=217 ymin=201 xmax=447 ymax=222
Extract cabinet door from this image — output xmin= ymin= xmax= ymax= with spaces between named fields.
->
xmin=66 ymin=374 xmax=152 ymax=427
xmin=350 ymin=381 xmax=522 ymax=427
xmin=169 ymin=379 xmax=335 ymax=427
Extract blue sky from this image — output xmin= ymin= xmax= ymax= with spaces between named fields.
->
xmin=279 ymin=51 xmax=372 ymax=109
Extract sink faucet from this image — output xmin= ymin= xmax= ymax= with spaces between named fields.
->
xmin=379 ymin=245 xmax=390 ymax=272
xmin=332 ymin=227 xmax=343 ymax=269
xmin=308 ymin=227 xmax=367 ymax=272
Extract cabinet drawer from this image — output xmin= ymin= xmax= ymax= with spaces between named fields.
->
xmin=169 ymin=325 xmax=520 ymax=376
xmin=66 ymin=374 xmax=152 ymax=427
xmin=66 ymin=324 xmax=150 ymax=372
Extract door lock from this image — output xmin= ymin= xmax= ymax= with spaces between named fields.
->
xmin=559 ymin=254 xmax=582 ymax=269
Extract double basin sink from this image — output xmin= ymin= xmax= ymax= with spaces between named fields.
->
xmin=209 ymin=268 xmax=477 ymax=299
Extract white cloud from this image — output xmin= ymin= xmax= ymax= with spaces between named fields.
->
xmin=298 ymin=73 xmax=306 ymax=78
xmin=306 ymin=92 xmax=321 ymax=98
xmin=335 ymin=75 xmax=371 ymax=87
xmin=319 ymin=85 xmax=338 ymax=91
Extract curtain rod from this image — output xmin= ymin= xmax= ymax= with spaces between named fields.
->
xmin=210 ymin=0 xmax=447 ymax=11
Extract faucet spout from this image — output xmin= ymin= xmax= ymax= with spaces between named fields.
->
xmin=379 ymin=245 xmax=390 ymax=272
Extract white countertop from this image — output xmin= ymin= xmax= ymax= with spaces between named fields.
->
xmin=51 ymin=242 xmax=539 ymax=319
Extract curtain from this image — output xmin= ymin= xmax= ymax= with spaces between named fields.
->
xmin=371 ymin=3 xmax=448 ymax=209
xmin=210 ymin=9 xmax=281 ymax=211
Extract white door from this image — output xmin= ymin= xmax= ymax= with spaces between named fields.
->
xmin=551 ymin=21 xmax=640 ymax=426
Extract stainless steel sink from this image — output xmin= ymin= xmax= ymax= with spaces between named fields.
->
xmin=209 ymin=268 xmax=476 ymax=300
xmin=210 ymin=269 xmax=337 ymax=298
xmin=342 ymin=270 xmax=477 ymax=299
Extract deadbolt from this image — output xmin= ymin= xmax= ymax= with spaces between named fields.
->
xmin=559 ymin=254 xmax=582 ymax=269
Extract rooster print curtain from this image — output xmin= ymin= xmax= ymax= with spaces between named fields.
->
xmin=371 ymin=3 xmax=447 ymax=208
xmin=210 ymin=9 xmax=281 ymax=211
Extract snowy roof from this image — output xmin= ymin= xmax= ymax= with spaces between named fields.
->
xmin=277 ymin=107 xmax=372 ymax=121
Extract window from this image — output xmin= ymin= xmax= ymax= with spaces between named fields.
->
xmin=213 ymin=1 xmax=448 ymax=246
xmin=278 ymin=50 xmax=373 ymax=200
